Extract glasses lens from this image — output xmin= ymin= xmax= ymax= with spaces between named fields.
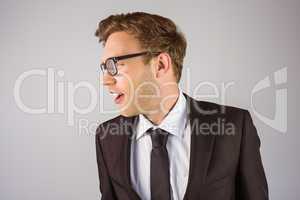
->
xmin=100 ymin=63 xmax=106 ymax=73
xmin=106 ymin=59 xmax=117 ymax=75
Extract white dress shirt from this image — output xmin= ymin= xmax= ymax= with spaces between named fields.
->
xmin=130 ymin=89 xmax=191 ymax=200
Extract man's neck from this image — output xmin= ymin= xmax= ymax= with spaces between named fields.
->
xmin=143 ymin=88 xmax=180 ymax=125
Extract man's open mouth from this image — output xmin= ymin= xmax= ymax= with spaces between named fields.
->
xmin=110 ymin=91 xmax=125 ymax=104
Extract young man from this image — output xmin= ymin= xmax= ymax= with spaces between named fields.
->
xmin=94 ymin=12 xmax=268 ymax=200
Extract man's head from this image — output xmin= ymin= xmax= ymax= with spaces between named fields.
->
xmin=95 ymin=12 xmax=187 ymax=117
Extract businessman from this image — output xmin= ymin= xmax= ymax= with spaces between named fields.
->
xmin=94 ymin=12 xmax=268 ymax=200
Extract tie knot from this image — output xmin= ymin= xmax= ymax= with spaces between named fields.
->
xmin=147 ymin=128 xmax=169 ymax=148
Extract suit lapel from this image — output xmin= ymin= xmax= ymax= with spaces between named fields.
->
xmin=183 ymin=93 xmax=216 ymax=198
xmin=125 ymin=116 xmax=141 ymax=199
xmin=110 ymin=115 xmax=141 ymax=199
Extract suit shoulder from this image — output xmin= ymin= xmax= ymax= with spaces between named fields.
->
xmin=95 ymin=115 xmax=137 ymax=141
xmin=95 ymin=115 xmax=123 ymax=138
xmin=193 ymin=100 xmax=249 ymax=124
xmin=197 ymin=100 xmax=247 ymax=115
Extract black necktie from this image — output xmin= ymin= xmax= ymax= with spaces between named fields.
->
xmin=147 ymin=128 xmax=171 ymax=200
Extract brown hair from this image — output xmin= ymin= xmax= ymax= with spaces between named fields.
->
xmin=94 ymin=12 xmax=187 ymax=82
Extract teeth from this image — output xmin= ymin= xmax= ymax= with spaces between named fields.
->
xmin=110 ymin=91 xmax=121 ymax=98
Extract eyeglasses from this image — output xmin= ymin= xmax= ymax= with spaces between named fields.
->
xmin=100 ymin=51 xmax=161 ymax=76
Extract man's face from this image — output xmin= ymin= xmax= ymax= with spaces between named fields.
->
xmin=100 ymin=31 xmax=158 ymax=117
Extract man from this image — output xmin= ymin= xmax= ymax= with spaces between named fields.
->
xmin=94 ymin=12 xmax=268 ymax=200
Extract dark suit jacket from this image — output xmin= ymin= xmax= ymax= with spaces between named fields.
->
xmin=95 ymin=93 xmax=269 ymax=200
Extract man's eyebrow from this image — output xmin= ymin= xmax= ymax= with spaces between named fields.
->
xmin=100 ymin=55 xmax=117 ymax=63
xmin=100 ymin=53 xmax=128 ymax=63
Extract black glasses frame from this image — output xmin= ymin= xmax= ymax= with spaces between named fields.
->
xmin=100 ymin=51 xmax=161 ymax=76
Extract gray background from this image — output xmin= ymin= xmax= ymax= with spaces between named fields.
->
xmin=1 ymin=0 xmax=299 ymax=199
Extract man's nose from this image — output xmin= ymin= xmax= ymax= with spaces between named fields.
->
xmin=102 ymin=72 xmax=116 ymax=86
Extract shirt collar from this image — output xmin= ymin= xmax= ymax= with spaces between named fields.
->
xmin=136 ymin=88 xmax=188 ymax=140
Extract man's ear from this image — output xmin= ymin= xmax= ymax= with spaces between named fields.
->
xmin=155 ymin=53 xmax=172 ymax=78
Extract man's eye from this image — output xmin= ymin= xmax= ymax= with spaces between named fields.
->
xmin=117 ymin=63 xmax=125 ymax=66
